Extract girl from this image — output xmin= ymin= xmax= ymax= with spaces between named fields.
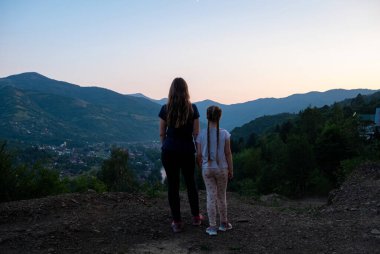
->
xmin=159 ymin=77 xmax=203 ymax=233
xmin=196 ymin=106 xmax=233 ymax=236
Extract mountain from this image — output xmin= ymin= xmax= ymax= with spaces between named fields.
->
xmin=133 ymin=89 xmax=378 ymax=130
xmin=231 ymin=113 xmax=297 ymax=141
xmin=1 ymin=73 xmax=160 ymax=115
xmin=0 ymin=72 xmax=378 ymax=145
xmin=230 ymin=91 xmax=380 ymax=144
xmin=0 ymin=73 xmax=161 ymax=145
xmin=129 ymin=93 xmax=167 ymax=105
xmin=195 ymin=89 xmax=378 ymax=130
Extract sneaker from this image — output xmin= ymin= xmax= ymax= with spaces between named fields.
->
xmin=206 ymin=226 xmax=218 ymax=236
xmin=171 ymin=221 xmax=184 ymax=233
xmin=218 ymin=222 xmax=232 ymax=231
xmin=192 ymin=214 xmax=204 ymax=226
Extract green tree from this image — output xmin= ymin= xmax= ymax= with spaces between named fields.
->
xmin=298 ymin=107 xmax=324 ymax=144
xmin=233 ymin=148 xmax=262 ymax=180
xmin=278 ymin=120 xmax=293 ymax=142
xmin=245 ymin=132 xmax=258 ymax=148
xmin=256 ymin=134 xmax=287 ymax=194
xmin=231 ymin=137 xmax=245 ymax=153
xmin=63 ymin=174 xmax=106 ymax=193
xmin=282 ymin=135 xmax=316 ymax=196
xmin=15 ymin=163 xmax=65 ymax=200
xmin=0 ymin=142 xmax=17 ymax=202
xmin=98 ymin=147 xmax=137 ymax=192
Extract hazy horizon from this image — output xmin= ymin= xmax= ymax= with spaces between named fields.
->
xmin=2 ymin=71 xmax=378 ymax=106
xmin=1 ymin=0 xmax=379 ymax=104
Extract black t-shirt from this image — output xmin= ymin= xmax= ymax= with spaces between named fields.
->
xmin=159 ymin=104 xmax=200 ymax=153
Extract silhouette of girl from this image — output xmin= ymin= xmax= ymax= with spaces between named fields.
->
xmin=196 ymin=105 xmax=233 ymax=235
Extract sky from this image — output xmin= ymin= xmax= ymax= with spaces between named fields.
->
xmin=0 ymin=0 xmax=379 ymax=104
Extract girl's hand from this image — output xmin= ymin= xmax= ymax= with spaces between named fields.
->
xmin=228 ymin=170 xmax=233 ymax=180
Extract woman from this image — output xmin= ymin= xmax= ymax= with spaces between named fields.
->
xmin=159 ymin=77 xmax=202 ymax=233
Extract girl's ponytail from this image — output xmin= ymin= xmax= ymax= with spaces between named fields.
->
xmin=206 ymin=106 xmax=222 ymax=164
xmin=207 ymin=121 xmax=211 ymax=162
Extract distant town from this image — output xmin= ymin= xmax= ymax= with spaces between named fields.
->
xmin=12 ymin=140 xmax=163 ymax=183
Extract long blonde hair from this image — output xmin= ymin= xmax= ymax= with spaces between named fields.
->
xmin=166 ymin=77 xmax=193 ymax=128
xmin=207 ymin=106 xmax=222 ymax=162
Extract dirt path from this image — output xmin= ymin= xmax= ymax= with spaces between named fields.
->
xmin=1 ymin=164 xmax=379 ymax=253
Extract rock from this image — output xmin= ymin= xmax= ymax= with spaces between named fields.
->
xmin=260 ymin=193 xmax=286 ymax=203
xmin=70 ymin=199 xmax=79 ymax=204
xmin=370 ymin=229 xmax=380 ymax=235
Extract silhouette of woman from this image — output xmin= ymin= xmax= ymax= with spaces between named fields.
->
xmin=159 ymin=77 xmax=202 ymax=232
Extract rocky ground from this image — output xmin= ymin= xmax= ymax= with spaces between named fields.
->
xmin=0 ymin=164 xmax=379 ymax=254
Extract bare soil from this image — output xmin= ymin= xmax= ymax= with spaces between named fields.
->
xmin=1 ymin=164 xmax=379 ymax=254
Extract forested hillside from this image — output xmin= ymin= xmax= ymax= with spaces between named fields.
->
xmin=230 ymin=92 xmax=380 ymax=197
xmin=195 ymin=89 xmax=378 ymax=130
xmin=0 ymin=73 xmax=161 ymax=144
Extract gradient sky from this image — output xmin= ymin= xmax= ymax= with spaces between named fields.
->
xmin=0 ymin=0 xmax=379 ymax=104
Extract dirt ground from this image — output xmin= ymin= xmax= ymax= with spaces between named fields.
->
xmin=1 ymin=164 xmax=379 ymax=254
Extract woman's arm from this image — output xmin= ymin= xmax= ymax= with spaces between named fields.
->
xmin=196 ymin=142 xmax=202 ymax=169
xmin=224 ymin=138 xmax=233 ymax=179
xmin=193 ymin=118 xmax=200 ymax=140
xmin=159 ymin=118 xmax=167 ymax=143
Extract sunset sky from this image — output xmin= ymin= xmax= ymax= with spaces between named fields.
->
xmin=0 ymin=0 xmax=379 ymax=104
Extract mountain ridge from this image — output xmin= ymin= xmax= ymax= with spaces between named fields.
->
xmin=129 ymin=88 xmax=378 ymax=130
xmin=0 ymin=72 xmax=378 ymax=144
xmin=195 ymin=88 xmax=378 ymax=130
xmin=0 ymin=73 xmax=161 ymax=144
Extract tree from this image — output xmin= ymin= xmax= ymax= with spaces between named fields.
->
xmin=282 ymin=135 xmax=316 ymax=196
xmin=63 ymin=174 xmax=106 ymax=193
xmin=298 ymin=107 xmax=323 ymax=144
xmin=278 ymin=120 xmax=293 ymax=142
xmin=233 ymin=148 xmax=262 ymax=180
xmin=0 ymin=141 xmax=67 ymax=202
xmin=231 ymin=137 xmax=245 ymax=153
xmin=13 ymin=163 xmax=65 ymax=200
xmin=256 ymin=134 xmax=287 ymax=194
xmin=316 ymin=123 xmax=350 ymax=186
xmin=98 ymin=147 xmax=136 ymax=192
xmin=0 ymin=142 xmax=17 ymax=202
xmin=245 ymin=132 xmax=258 ymax=148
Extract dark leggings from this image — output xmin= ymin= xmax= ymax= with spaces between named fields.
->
xmin=161 ymin=151 xmax=200 ymax=222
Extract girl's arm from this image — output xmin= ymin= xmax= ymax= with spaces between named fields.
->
xmin=224 ymin=138 xmax=233 ymax=179
xmin=193 ymin=118 xmax=200 ymax=140
xmin=159 ymin=118 xmax=167 ymax=143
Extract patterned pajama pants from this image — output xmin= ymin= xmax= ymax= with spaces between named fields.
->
xmin=202 ymin=168 xmax=229 ymax=227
